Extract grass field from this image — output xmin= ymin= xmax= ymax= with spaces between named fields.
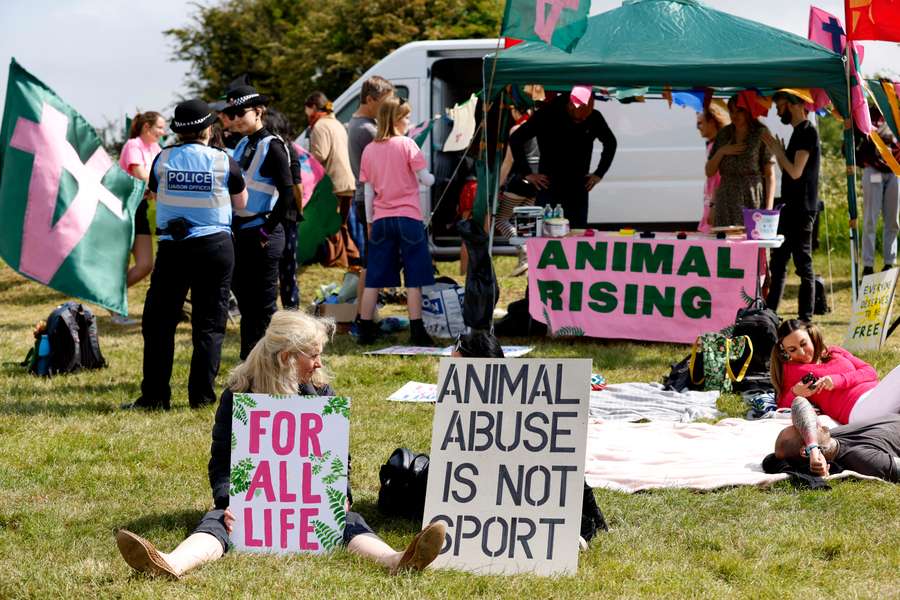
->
xmin=1 ymin=243 xmax=899 ymax=599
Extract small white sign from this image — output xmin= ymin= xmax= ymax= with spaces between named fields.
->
xmin=230 ymin=394 xmax=350 ymax=554
xmin=423 ymin=358 xmax=591 ymax=576
xmin=845 ymin=268 xmax=899 ymax=352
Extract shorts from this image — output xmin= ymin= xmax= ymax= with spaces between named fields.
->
xmin=134 ymin=197 xmax=151 ymax=236
xmin=366 ymin=216 xmax=435 ymax=289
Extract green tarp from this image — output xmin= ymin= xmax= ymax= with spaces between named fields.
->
xmin=486 ymin=0 xmax=849 ymax=115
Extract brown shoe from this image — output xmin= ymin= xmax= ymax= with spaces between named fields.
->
xmin=115 ymin=529 xmax=179 ymax=579
xmin=391 ymin=522 xmax=447 ymax=575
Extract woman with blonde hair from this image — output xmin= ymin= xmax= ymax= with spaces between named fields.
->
xmin=116 ymin=310 xmax=446 ymax=579
xmin=357 ymin=97 xmax=436 ymax=346
xmin=771 ymin=319 xmax=900 ymax=424
xmin=696 ymin=101 xmax=730 ymax=232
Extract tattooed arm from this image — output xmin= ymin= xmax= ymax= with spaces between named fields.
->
xmin=791 ymin=397 xmax=829 ymax=476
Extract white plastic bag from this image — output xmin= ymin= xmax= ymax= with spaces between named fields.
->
xmin=421 ymin=283 xmax=466 ymax=338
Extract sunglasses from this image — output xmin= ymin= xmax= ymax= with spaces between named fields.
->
xmin=223 ymin=107 xmax=251 ymax=119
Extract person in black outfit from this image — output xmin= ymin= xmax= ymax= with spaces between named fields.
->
xmin=762 ymin=92 xmax=820 ymax=322
xmin=225 ymin=85 xmax=294 ymax=359
xmin=508 ymin=85 xmax=617 ymax=228
xmin=124 ymin=99 xmax=247 ymax=411
xmin=115 ymin=311 xmax=446 ymax=579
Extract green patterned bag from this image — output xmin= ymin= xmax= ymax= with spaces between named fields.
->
xmin=689 ymin=332 xmax=753 ymax=392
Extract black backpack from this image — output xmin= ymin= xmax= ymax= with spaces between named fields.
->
xmin=42 ymin=302 xmax=106 ymax=375
xmin=814 ymin=276 xmax=830 ymax=315
xmin=377 ymin=448 xmax=430 ymax=521
xmin=731 ymin=298 xmax=780 ymax=376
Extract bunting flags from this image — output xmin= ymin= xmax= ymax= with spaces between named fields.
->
xmin=846 ymin=0 xmax=900 ymax=42
xmin=500 ymin=0 xmax=591 ymax=52
xmin=0 ymin=59 xmax=143 ymax=314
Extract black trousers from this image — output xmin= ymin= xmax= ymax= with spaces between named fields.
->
xmin=140 ymin=232 xmax=234 ymax=408
xmin=279 ymin=221 xmax=299 ymax=309
xmin=766 ymin=206 xmax=816 ymax=322
xmin=233 ymin=224 xmax=285 ymax=360
xmin=194 ymin=508 xmax=376 ymax=553
xmin=538 ymin=182 xmax=589 ymax=228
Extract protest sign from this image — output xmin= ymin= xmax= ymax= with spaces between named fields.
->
xmin=844 ymin=268 xmax=899 ymax=352
xmin=423 ymin=358 xmax=591 ymax=575
xmin=230 ymin=394 xmax=350 ymax=554
xmin=527 ymin=234 xmax=758 ymax=343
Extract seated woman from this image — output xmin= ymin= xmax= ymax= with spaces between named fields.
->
xmin=115 ymin=310 xmax=445 ymax=579
xmin=771 ymin=319 xmax=900 ymax=424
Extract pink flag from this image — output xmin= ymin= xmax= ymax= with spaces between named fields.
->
xmin=292 ymin=142 xmax=325 ymax=207
xmin=808 ymin=6 xmax=872 ymax=134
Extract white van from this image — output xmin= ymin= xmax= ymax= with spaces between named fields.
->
xmin=302 ymin=39 xmax=795 ymax=257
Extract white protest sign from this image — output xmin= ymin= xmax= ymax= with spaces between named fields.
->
xmin=844 ymin=268 xmax=899 ymax=352
xmin=230 ymin=394 xmax=350 ymax=554
xmin=423 ymin=358 xmax=592 ymax=575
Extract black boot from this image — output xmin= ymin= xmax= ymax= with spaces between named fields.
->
xmin=357 ymin=319 xmax=379 ymax=345
xmin=409 ymin=319 xmax=435 ymax=346
xmin=121 ymin=396 xmax=168 ymax=411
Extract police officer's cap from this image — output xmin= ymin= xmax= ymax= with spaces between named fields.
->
xmin=224 ymin=85 xmax=269 ymax=115
xmin=171 ymin=99 xmax=217 ymax=134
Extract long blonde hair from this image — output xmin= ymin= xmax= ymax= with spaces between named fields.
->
xmin=228 ymin=310 xmax=334 ymax=394
xmin=375 ymin=96 xmax=411 ymax=141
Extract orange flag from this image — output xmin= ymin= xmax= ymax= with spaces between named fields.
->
xmin=846 ymin=0 xmax=900 ymax=42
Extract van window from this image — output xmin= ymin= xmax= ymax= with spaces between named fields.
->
xmin=335 ymin=85 xmax=409 ymax=124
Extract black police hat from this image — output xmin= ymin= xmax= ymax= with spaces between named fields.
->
xmin=170 ymin=99 xmax=217 ymax=133
xmin=224 ymin=85 xmax=269 ymax=115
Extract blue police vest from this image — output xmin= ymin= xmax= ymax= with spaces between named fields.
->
xmin=232 ymin=135 xmax=282 ymax=230
xmin=154 ymin=144 xmax=232 ymax=240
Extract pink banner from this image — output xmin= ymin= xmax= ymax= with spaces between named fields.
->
xmin=527 ymin=234 xmax=759 ymax=344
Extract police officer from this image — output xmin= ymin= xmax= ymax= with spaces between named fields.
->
xmin=124 ymin=99 xmax=248 ymax=410
xmin=223 ymin=85 xmax=295 ymax=359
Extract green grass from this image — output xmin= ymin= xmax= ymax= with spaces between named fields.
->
xmin=1 ymin=241 xmax=899 ymax=599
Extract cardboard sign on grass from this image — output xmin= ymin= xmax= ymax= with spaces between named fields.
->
xmin=229 ymin=394 xmax=350 ymax=554
xmin=423 ymin=358 xmax=591 ymax=575
xmin=844 ymin=268 xmax=899 ymax=352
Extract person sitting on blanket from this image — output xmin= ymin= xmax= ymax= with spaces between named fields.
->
xmin=451 ymin=330 xmax=609 ymax=547
xmin=115 ymin=310 xmax=446 ymax=579
xmin=774 ymin=396 xmax=900 ymax=482
xmin=771 ymin=319 xmax=900 ymax=424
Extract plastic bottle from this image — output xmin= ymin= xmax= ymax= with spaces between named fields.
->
xmin=36 ymin=334 xmax=50 ymax=376
xmin=543 ymin=204 xmax=553 ymax=220
xmin=554 ymin=203 xmax=564 ymax=219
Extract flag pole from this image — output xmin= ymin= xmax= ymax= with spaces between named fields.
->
xmin=843 ymin=0 xmax=861 ymax=301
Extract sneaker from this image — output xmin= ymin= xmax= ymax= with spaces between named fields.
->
xmin=409 ymin=329 xmax=436 ymax=347
xmin=862 ymin=266 xmax=874 ymax=276
xmin=511 ymin=247 xmax=528 ymax=277
xmin=110 ymin=313 xmax=138 ymax=326
xmin=578 ymin=536 xmax=589 ymax=552
xmin=115 ymin=529 xmax=179 ymax=579
xmin=883 ymin=264 xmax=895 ymax=272
xmin=391 ymin=522 xmax=447 ymax=575
xmin=121 ymin=397 xmax=170 ymax=411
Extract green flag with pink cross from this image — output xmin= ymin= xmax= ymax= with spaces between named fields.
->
xmin=501 ymin=0 xmax=591 ymax=52
xmin=0 ymin=59 xmax=143 ymax=314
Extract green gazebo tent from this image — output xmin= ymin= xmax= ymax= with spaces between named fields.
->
xmin=481 ymin=0 xmax=861 ymax=290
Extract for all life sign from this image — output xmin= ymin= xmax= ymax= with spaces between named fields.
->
xmin=844 ymin=268 xmax=899 ymax=352
xmin=423 ymin=358 xmax=591 ymax=575
xmin=230 ymin=394 xmax=350 ymax=554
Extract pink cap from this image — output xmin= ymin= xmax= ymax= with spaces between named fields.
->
xmin=570 ymin=85 xmax=594 ymax=108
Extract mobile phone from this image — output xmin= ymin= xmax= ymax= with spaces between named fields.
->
xmin=801 ymin=373 xmax=818 ymax=388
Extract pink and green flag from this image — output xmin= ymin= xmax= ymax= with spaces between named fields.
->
xmin=501 ymin=0 xmax=591 ymax=52
xmin=0 ymin=59 xmax=143 ymax=314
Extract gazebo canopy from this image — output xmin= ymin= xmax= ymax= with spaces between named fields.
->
xmin=487 ymin=0 xmax=849 ymax=113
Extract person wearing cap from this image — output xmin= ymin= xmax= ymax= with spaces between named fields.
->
xmin=124 ymin=99 xmax=248 ymax=410
xmin=224 ymin=85 xmax=295 ymax=360
xmin=761 ymin=91 xmax=820 ymax=323
xmin=508 ymin=85 xmax=617 ymax=228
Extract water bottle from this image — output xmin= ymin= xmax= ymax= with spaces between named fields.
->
xmin=36 ymin=334 xmax=50 ymax=376
xmin=554 ymin=203 xmax=564 ymax=219
xmin=543 ymin=204 xmax=553 ymax=220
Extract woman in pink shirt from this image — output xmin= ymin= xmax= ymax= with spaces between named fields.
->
xmin=116 ymin=111 xmax=166 ymax=324
xmin=357 ymin=97 xmax=435 ymax=346
xmin=771 ymin=319 xmax=900 ymax=424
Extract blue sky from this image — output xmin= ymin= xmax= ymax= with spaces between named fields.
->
xmin=1 ymin=0 xmax=898 ymax=129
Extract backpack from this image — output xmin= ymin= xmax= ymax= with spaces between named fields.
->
xmin=731 ymin=297 xmax=780 ymax=375
xmin=42 ymin=302 xmax=106 ymax=375
xmin=377 ymin=448 xmax=430 ymax=521
xmin=689 ymin=331 xmax=753 ymax=392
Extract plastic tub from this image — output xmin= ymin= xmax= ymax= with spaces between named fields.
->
xmin=743 ymin=207 xmax=781 ymax=240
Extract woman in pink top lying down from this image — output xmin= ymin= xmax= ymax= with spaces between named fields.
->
xmin=771 ymin=319 xmax=900 ymax=424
